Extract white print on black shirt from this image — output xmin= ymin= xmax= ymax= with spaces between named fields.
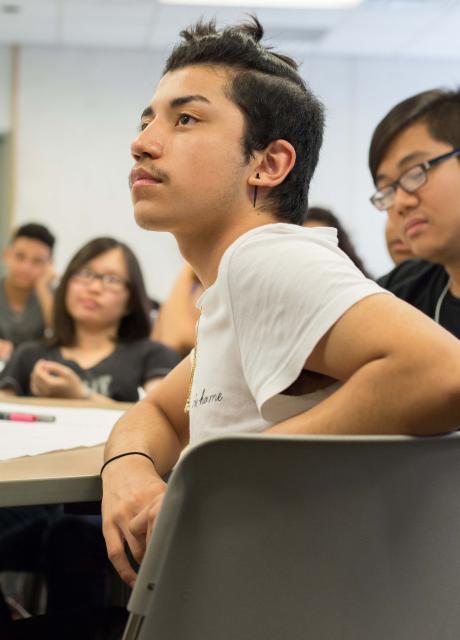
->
xmin=87 ymin=374 xmax=112 ymax=396
xmin=192 ymin=388 xmax=224 ymax=410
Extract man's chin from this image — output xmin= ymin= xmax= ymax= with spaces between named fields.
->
xmin=134 ymin=208 xmax=167 ymax=232
xmin=133 ymin=200 xmax=174 ymax=230
xmin=11 ymin=279 xmax=34 ymax=290
xmin=409 ymin=238 xmax=444 ymax=264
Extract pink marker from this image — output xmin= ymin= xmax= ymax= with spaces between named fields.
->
xmin=0 ymin=412 xmax=56 ymax=423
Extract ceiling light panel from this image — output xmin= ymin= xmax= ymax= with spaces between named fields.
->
xmin=0 ymin=0 xmax=59 ymax=44
xmin=159 ymin=0 xmax=362 ymax=6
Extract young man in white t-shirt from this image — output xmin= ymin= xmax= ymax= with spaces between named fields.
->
xmin=101 ymin=18 xmax=460 ymax=587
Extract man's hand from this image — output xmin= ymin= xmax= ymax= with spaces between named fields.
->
xmin=30 ymin=360 xmax=88 ymax=398
xmin=101 ymin=359 xmax=191 ymax=584
xmin=101 ymin=456 xmax=167 ymax=586
xmin=0 ymin=339 xmax=13 ymax=362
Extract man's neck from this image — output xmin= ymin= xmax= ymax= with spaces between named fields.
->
xmin=3 ymin=277 xmax=31 ymax=310
xmin=176 ymin=213 xmax=280 ymax=289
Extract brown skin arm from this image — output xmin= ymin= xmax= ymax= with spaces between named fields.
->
xmin=34 ymin=263 xmax=56 ymax=330
xmin=270 ymin=293 xmax=460 ymax=436
xmin=101 ymin=356 xmax=190 ymax=586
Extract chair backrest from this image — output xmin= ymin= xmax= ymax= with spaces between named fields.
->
xmin=123 ymin=432 xmax=460 ymax=640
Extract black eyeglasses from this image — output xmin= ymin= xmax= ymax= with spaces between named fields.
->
xmin=72 ymin=268 xmax=129 ymax=293
xmin=370 ymin=147 xmax=460 ymax=211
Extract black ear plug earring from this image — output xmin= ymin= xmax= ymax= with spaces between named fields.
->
xmin=253 ymin=173 xmax=260 ymax=208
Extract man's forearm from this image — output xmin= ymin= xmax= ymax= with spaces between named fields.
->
xmin=104 ymin=396 xmax=183 ymax=477
xmin=35 ymin=286 xmax=54 ymax=329
xmin=269 ymin=356 xmax=460 ymax=437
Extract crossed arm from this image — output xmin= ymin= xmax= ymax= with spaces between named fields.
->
xmin=101 ymin=293 xmax=460 ymax=584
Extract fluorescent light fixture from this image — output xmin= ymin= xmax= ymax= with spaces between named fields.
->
xmin=160 ymin=0 xmax=363 ymax=7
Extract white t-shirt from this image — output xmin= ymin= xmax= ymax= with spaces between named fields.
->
xmin=189 ymin=223 xmax=386 ymax=445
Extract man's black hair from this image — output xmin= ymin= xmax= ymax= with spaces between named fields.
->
xmin=369 ymin=88 xmax=460 ymax=183
xmin=11 ymin=223 xmax=55 ymax=253
xmin=163 ymin=16 xmax=325 ymax=225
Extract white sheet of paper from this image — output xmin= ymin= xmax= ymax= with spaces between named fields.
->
xmin=0 ymin=402 xmax=124 ymax=461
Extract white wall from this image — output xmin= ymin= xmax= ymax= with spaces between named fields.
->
xmin=15 ymin=46 xmax=182 ymax=301
xmin=12 ymin=45 xmax=460 ymax=297
xmin=0 ymin=47 xmax=11 ymax=134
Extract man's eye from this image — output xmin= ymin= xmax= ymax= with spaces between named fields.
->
xmin=176 ymin=113 xmax=196 ymax=126
xmin=138 ymin=121 xmax=149 ymax=132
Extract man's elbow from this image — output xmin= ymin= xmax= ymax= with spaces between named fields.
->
xmin=409 ymin=365 xmax=460 ymax=436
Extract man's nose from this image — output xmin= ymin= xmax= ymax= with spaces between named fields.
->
xmin=131 ymin=122 xmax=164 ymax=161
xmin=391 ymin=184 xmax=419 ymax=216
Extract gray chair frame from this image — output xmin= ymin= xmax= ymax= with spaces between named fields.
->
xmin=123 ymin=432 xmax=460 ymax=640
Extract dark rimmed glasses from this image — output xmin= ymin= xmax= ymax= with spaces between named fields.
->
xmin=370 ymin=147 xmax=460 ymax=211
xmin=71 ymin=268 xmax=129 ymax=293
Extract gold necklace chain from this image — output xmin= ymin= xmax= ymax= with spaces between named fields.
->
xmin=184 ymin=308 xmax=202 ymax=414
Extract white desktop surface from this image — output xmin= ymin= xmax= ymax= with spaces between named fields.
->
xmin=0 ymin=397 xmax=131 ymax=507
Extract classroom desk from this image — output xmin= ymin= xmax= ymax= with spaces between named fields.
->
xmin=0 ymin=397 xmax=131 ymax=508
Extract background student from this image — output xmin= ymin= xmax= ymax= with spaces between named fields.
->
xmin=0 ymin=236 xmax=180 ymax=626
xmin=369 ymin=88 xmax=460 ymax=337
xmin=0 ymin=236 xmax=180 ymax=401
xmin=384 ymin=218 xmax=414 ymax=266
xmin=0 ymin=223 xmax=56 ymax=363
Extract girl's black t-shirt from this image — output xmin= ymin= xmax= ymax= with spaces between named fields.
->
xmin=0 ymin=339 xmax=181 ymax=401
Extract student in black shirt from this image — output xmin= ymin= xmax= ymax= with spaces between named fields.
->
xmin=369 ymin=88 xmax=460 ymax=338
xmin=0 ymin=236 xmax=179 ymax=399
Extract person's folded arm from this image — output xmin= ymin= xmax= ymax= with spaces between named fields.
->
xmin=101 ymin=356 xmax=190 ymax=585
xmin=34 ymin=263 xmax=56 ymax=330
xmin=269 ymin=294 xmax=460 ymax=437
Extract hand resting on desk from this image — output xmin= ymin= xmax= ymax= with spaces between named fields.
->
xmin=30 ymin=359 xmax=89 ymax=399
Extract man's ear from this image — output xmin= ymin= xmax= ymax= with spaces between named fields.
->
xmin=248 ymin=139 xmax=296 ymax=189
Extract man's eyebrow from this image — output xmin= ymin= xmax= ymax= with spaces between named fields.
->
xmin=169 ymin=94 xmax=211 ymax=109
xmin=140 ymin=95 xmax=211 ymax=122
xmin=397 ymin=150 xmax=429 ymax=169
xmin=140 ymin=106 xmax=154 ymax=120
xmin=376 ymin=150 xmax=430 ymax=184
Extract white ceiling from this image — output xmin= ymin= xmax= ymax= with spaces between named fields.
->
xmin=1 ymin=0 xmax=460 ymax=59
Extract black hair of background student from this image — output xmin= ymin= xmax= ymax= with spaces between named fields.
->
xmin=304 ymin=207 xmax=371 ymax=278
xmin=164 ymin=16 xmax=324 ymax=226
xmin=369 ymin=88 xmax=460 ymax=183
xmin=51 ymin=237 xmax=151 ymax=346
xmin=11 ymin=222 xmax=55 ymax=253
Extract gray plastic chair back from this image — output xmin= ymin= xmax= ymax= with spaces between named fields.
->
xmin=123 ymin=432 xmax=460 ymax=640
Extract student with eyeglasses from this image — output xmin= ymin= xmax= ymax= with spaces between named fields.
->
xmin=0 ymin=236 xmax=180 ymax=401
xmin=369 ymin=88 xmax=460 ymax=337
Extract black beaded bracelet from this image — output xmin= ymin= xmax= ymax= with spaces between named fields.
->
xmin=100 ymin=451 xmax=155 ymax=477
